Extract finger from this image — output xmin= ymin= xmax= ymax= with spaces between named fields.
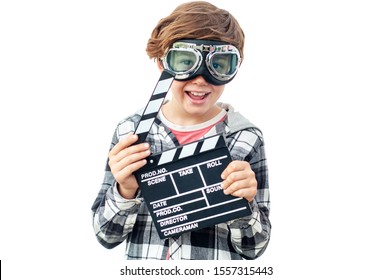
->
xmin=223 ymin=176 xmax=257 ymax=194
xmin=221 ymin=160 xmax=247 ymax=180
xmin=110 ymin=148 xmax=150 ymax=173
xmin=114 ymin=142 xmax=150 ymax=163
xmin=116 ymin=148 xmax=151 ymax=171
xmin=115 ymin=159 xmax=148 ymax=183
xmin=109 ymin=133 xmax=139 ymax=157
xmin=230 ymin=187 xmax=257 ymax=202
xmin=221 ymin=167 xmax=253 ymax=190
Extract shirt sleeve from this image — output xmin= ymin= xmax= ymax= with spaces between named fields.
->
xmin=91 ymin=119 xmax=142 ymax=249
xmin=226 ymin=128 xmax=271 ymax=259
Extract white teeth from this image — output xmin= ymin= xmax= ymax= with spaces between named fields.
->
xmin=190 ymin=92 xmax=207 ymax=96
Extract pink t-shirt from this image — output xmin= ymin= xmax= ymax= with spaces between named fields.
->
xmin=158 ymin=109 xmax=227 ymax=145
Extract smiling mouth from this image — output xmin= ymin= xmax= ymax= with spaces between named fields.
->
xmin=186 ymin=91 xmax=210 ymax=100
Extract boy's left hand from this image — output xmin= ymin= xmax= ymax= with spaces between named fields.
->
xmin=220 ymin=160 xmax=257 ymax=202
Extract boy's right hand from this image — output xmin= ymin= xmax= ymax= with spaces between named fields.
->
xmin=108 ymin=133 xmax=151 ymax=199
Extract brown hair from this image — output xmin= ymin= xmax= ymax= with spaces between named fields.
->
xmin=146 ymin=1 xmax=245 ymax=60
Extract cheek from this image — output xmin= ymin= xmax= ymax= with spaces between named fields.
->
xmin=213 ymin=86 xmax=225 ymax=98
xmin=170 ymin=81 xmax=186 ymax=95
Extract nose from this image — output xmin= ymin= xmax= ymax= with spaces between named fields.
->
xmin=190 ymin=75 xmax=209 ymax=85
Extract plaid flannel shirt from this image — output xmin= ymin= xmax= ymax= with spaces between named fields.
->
xmin=91 ymin=103 xmax=271 ymax=260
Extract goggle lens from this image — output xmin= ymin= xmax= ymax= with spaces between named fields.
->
xmin=166 ymin=50 xmax=199 ymax=73
xmin=209 ymin=52 xmax=239 ymax=76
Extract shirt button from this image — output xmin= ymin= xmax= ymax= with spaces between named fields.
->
xmin=159 ymin=126 xmax=167 ymax=137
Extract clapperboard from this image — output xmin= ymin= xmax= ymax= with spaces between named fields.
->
xmin=133 ymin=71 xmax=251 ymax=239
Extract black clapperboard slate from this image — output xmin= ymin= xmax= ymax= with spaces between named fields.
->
xmin=134 ymin=134 xmax=252 ymax=239
xmin=131 ymin=70 xmax=251 ymax=239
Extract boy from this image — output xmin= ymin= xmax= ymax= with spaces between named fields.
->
xmin=92 ymin=1 xmax=271 ymax=260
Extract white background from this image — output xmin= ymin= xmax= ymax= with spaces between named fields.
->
xmin=1 ymin=0 xmax=391 ymax=279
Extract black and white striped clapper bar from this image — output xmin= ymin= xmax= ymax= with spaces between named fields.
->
xmin=133 ymin=70 xmax=174 ymax=145
xmin=134 ymin=134 xmax=252 ymax=239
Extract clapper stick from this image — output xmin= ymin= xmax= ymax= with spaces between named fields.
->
xmin=133 ymin=70 xmax=174 ymax=145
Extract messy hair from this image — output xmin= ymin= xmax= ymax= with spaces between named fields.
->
xmin=146 ymin=1 xmax=245 ymax=60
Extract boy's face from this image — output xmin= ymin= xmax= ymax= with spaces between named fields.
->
xmin=166 ymin=75 xmax=225 ymax=123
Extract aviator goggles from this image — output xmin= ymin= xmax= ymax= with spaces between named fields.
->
xmin=161 ymin=39 xmax=241 ymax=86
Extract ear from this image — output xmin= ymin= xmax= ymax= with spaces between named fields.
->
xmin=156 ymin=59 xmax=163 ymax=72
